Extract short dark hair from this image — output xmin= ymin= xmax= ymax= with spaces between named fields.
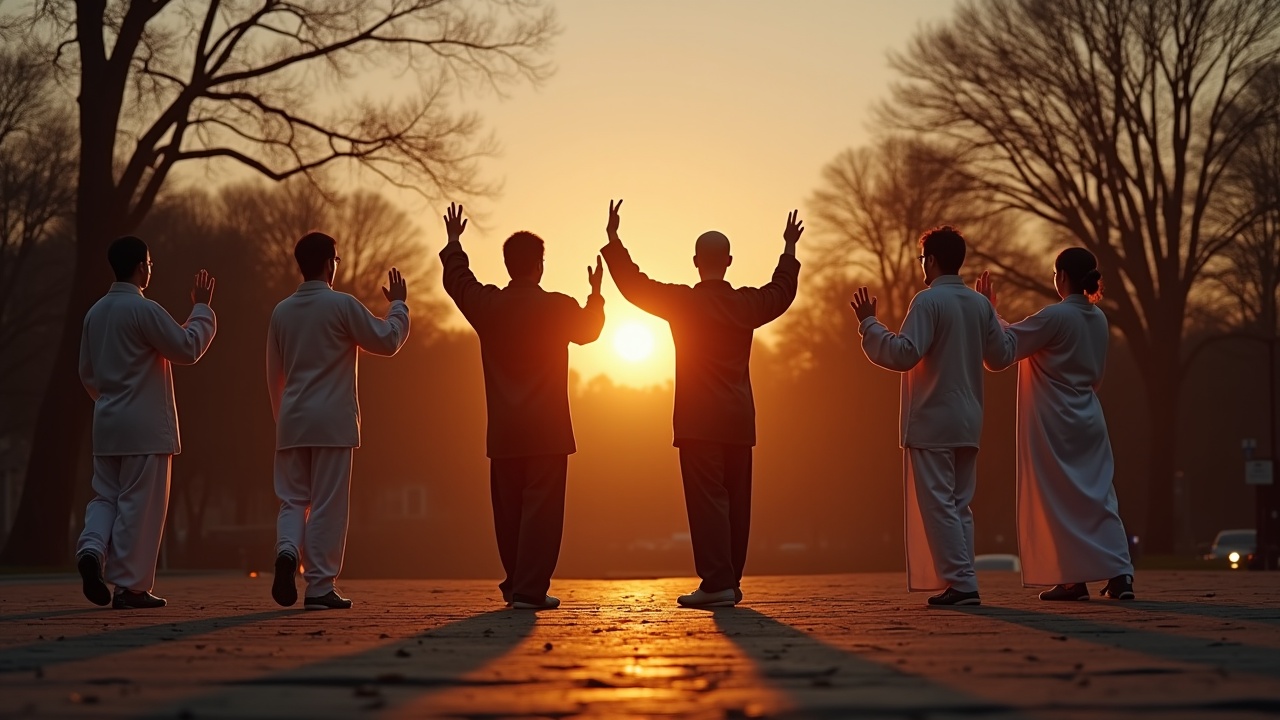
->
xmin=1055 ymin=247 xmax=1103 ymax=299
xmin=919 ymin=225 xmax=966 ymax=275
xmin=503 ymin=231 xmax=544 ymax=278
xmin=294 ymin=232 xmax=337 ymax=279
xmin=108 ymin=236 xmax=149 ymax=281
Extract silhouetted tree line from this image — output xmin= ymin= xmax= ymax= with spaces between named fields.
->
xmin=2 ymin=0 xmax=1278 ymax=571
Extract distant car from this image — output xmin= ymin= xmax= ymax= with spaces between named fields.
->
xmin=974 ymin=553 xmax=1021 ymax=572
xmin=1207 ymin=529 xmax=1256 ymax=568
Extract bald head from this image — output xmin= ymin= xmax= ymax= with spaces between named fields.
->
xmin=693 ymin=230 xmax=732 ymax=280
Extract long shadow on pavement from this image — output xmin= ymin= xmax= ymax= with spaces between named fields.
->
xmin=153 ymin=608 xmax=539 ymax=718
xmin=713 ymin=607 xmax=1023 ymax=719
xmin=0 ymin=610 xmax=293 ymax=673
xmin=947 ymin=606 xmax=1280 ymax=677
xmin=0 ymin=608 xmax=106 ymax=624
xmin=1109 ymin=600 xmax=1280 ymax=627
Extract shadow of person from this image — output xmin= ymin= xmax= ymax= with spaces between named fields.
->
xmin=1106 ymin=599 xmax=1280 ymax=627
xmin=0 ymin=609 xmax=293 ymax=674
xmin=711 ymin=607 xmax=1015 ymax=718
xmin=159 ymin=608 xmax=539 ymax=718
xmin=942 ymin=606 xmax=1280 ymax=678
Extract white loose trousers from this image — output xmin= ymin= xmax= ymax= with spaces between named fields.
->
xmin=274 ymin=447 xmax=353 ymax=597
xmin=76 ymin=454 xmax=171 ymax=593
xmin=904 ymin=447 xmax=979 ymax=593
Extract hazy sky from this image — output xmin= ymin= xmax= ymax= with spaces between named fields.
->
xmin=426 ymin=0 xmax=958 ymax=386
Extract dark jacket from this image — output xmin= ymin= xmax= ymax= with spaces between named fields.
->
xmin=441 ymin=244 xmax=604 ymax=458
xmin=600 ymin=242 xmax=800 ymax=447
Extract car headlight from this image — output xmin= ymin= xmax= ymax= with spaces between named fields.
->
xmin=1229 ymin=551 xmax=1241 ymax=563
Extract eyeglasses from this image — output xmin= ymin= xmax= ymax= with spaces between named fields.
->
xmin=331 ymin=256 xmax=341 ymax=265
xmin=918 ymin=254 xmax=928 ymax=263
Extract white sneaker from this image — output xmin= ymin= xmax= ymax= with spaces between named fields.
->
xmin=677 ymin=588 xmax=738 ymax=608
xmin=511 ymin=594 xmax=560 ymax=610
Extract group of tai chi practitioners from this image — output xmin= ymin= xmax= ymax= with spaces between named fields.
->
xmin=72 ymin=199 xmax=1135 ymax=611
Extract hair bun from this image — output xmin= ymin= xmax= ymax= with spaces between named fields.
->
xmin=1082 ymin=268 xmax=1102 ymax=294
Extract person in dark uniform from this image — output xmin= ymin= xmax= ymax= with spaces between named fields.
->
xmin=599 ymin=200 xmax=802 ymax=607
xmin=439 ymin=203 xmax=605 ymax=610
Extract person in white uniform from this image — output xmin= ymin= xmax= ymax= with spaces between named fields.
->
xmin=978 ymin=247 xmax=1135 ymax=601
xmin=267 ymin=232 xmax=410 ymax=610
xmin=76 ymin=235 xmax=217 ymax=610
xmin=850 ymin=226 xmax=1015 ymax=606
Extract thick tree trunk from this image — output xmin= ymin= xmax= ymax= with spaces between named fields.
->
xmin=1141 ymin=374 xmax=1180 ymax=555
xmin=0 ymin=226 xmax=110 ymax=564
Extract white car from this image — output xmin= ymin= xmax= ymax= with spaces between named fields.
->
xmin=1207 ymin=529 xmax=1256 ymax=567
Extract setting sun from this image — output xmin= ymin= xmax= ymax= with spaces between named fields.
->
xmin=613 ymin=321 xmax=655 ymax=363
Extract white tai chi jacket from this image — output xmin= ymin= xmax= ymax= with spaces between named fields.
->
xmin=266 ymin=281 xmax=410 ymax=450
xmin=988 ymin=294 xmax=1133 ymax=585
xmin=79 ymin=282 xmax=217 ymax=456
xmin=859 ymin=276 xmax=1015 ymax=448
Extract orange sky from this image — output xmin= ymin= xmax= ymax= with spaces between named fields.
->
xmin=406 ymin=0 xmax=959 ymax=386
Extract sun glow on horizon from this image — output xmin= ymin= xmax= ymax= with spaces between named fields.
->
xmin=613 ymin=321 xmax=655 ymax=363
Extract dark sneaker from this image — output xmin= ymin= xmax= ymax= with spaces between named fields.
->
xmin=77 ymin=551 xmax=110 ymax=607
xmin=511 ymin=594 xmax=561 ymax=610
xmin=112 ymin=588 xmax=166 ymax=609
xmin=304 ymin=590 xmax=353 ymax=610
xmin=271 ymin=553 xmax=298 ymax=607
xmin=1100 ymin=574 xmax=1135 ymax=600
xmin=734 ymin=587 xmax=744 ymax=604
xmin=1039 ymin=583 xmax=1089 ymax=601
xmin=927 ymin=587 xmax=981 ymax=606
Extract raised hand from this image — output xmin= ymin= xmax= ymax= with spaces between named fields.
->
xmin=191 ymin=269 xmax=215 ymax=306
xmin=975 ymin=270 xmax=998 ymax=308
xmin=444 ymin=202 xmax=467 ymax=243
xmin=606 ymin=199 xmax=623 ymax=244
xmin=588 ymin=255 xmax=603 ymax=295
xmin=783 ymin=209 xmax=804 ymax=250
xmin=382 ymin=267 xmax=407 ymax=303
xmin=850 ymin=286 xmax=877 ymax=322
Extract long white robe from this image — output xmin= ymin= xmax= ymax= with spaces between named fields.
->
xmin=860 ymin=275 xmax=1015 ymax=591
xmin=76 ymin=282 xmax=216 ymax=591
xmin=266 ymin=281 xmax=409 ymax=595
xmin=991 ymin=294 xmax=1133 ymax=586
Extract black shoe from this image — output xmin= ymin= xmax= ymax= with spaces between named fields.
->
xmin=734 ymin=587 xmax=744 ymax=604
xmin=112 ymin=588 xmax=167 ymax=609
xmin=1100 ymin=574 xmax=1135 ymax=600
xmin=272 ymin=553 xmax=298 ymax=607
xmin=927 ymin=587 xmax=982 ymax=606
xmin=77 ymin=551 xmax=110 ymax=607
xmin=1039 ymin=583 xmax=1089 ymax=601
xmin=304 ymin=590 xmax=353 ymax=610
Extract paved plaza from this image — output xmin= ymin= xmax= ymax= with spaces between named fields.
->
xmin=1 ymin=571 xmax=1278 ymax=718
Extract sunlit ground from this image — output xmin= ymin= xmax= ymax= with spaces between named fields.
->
xmin=3 ymin=572 xmax=1280 ymax=718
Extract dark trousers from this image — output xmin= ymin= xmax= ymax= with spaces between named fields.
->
xmin=490 ymin=454 xmax=567 ymax=603
xmin=678 ymin=442 xmax=752 ymax=593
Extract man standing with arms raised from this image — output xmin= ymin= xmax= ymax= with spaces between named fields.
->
xmin=76 ymin=236 xmax=217 ymax=609
xmin=600 ymin=200 xmax=802 ymax=608
xmin=268 ymin=232 xmax=410 ymax=610
xmin=850 ymin=226 xmax=1015 ymax=606
xmin=440 ymin=203 xmax=605 ymax=611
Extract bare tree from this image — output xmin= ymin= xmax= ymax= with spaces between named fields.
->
xmin=887 ymin=0 xmax=1280 ymax=552
xmin=3 ymin=0 xmax=556 ymax=564
xmin=0 ymin=47 xmax=76 ymax=432
xmin=221 ymin=178 xmax=441 ymax=316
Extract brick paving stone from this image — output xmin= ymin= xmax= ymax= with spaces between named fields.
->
xmin=1 ymin=571 xmax=1278 ymax=718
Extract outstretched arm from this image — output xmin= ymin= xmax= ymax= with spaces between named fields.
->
xmin=732 ymin=210 xmax=803 ymax=327
xmin=142 ymin=269 xmax=217 ymax=365
xmin=855 ymin=288 xmax=932 ymax=372
xmin=566 ymin=255 xmax=607 ymax=345
xmin=438 ymin=202 xmax=499 ymax=321
xmin=974 ymin=270 xmax=1021 ymax=371
xmin=598 ymin=199 xmax=686 ymax=319
xmin=345 ymin=269 xmax=411 ymax=356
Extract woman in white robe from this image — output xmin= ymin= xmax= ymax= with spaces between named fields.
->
xmin=980 ymin=248 xmax=1135 ymax=601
